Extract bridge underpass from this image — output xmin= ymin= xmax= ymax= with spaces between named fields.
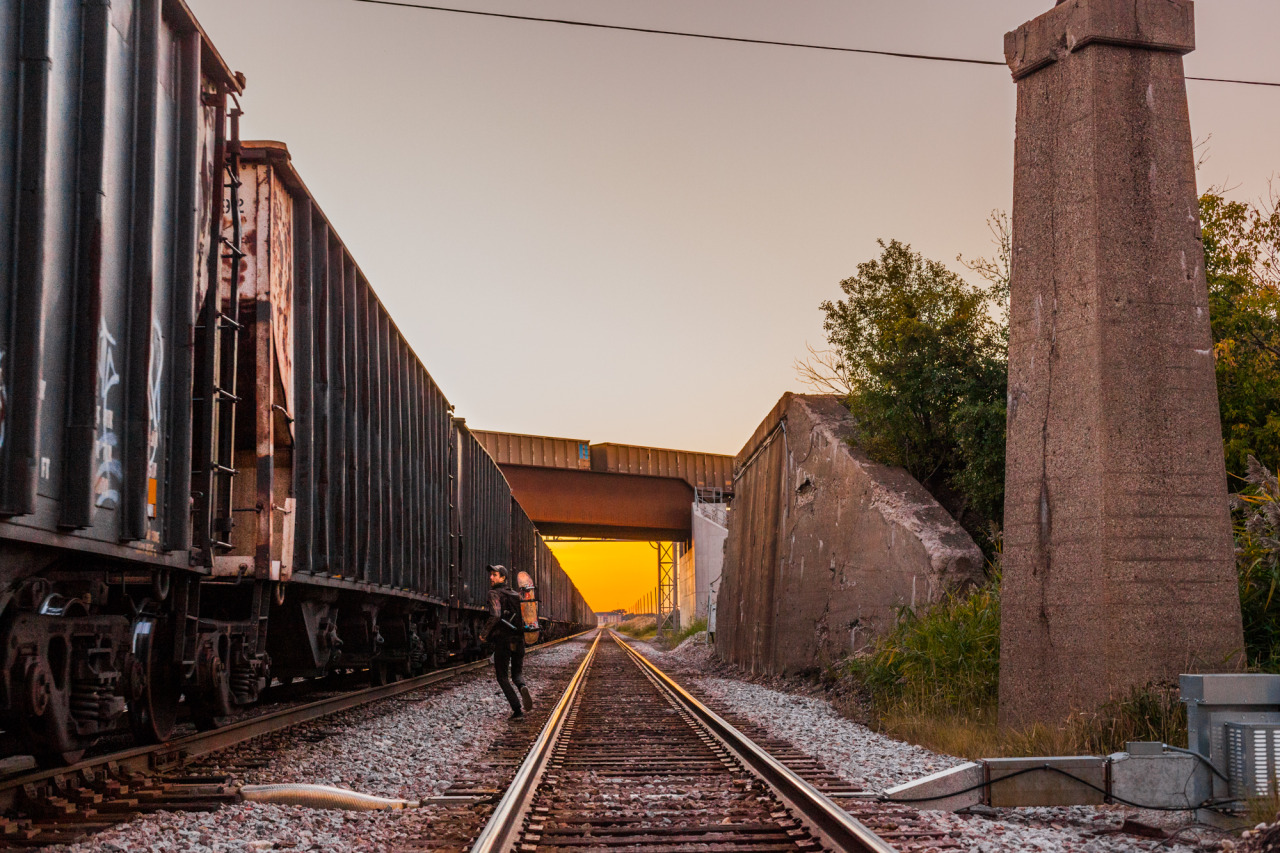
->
xmin=473 ymin=430 xmax=733 ymax=629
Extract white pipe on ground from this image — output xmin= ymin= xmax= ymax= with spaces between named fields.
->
xmin=239 ymin=783 xmax=418 ymax=810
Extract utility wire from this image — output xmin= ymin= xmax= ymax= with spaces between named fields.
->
xmin=1186 ymin=75 xmax=1280 ymax=88
xmin=351 ymin=0 xmax=1280 ymax=88
xmin=352 ymin=0 xmax=1003 ymax=66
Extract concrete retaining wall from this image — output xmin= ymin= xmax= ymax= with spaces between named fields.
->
xmin=677 ymin=504 xmax=728 ymax=626
xmin=716 ymin=393 xmax=985 ymax=674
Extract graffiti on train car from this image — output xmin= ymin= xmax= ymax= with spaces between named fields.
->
xmin=94 ymin=319 xmax=122 ymax=510
xmin=0 ymin=3 xmax=592 ymax=764
xmin=269 ymin=170 xmax=294 ymax=426
xmin=147 ymin=317 xmax=164 ymax=526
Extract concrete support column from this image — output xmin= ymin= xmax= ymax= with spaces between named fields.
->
xmin=999 ymin=0 xmax=1244 ymax=727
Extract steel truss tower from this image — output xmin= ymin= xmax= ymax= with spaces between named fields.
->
xmin=655 ymin=541 xmax=678 ymax=633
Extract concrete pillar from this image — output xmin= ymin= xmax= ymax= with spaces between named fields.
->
xmin=999 ymin=0 xmax=1244 ymax=727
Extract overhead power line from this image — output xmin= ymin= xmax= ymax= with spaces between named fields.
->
xmin=1185 ymin=75 xmax=1280 ymax=88
xmin=351 ymin=0 xmax=1280 ymax=89
xmin=352 ymin=0 xmax=1004 ymax=67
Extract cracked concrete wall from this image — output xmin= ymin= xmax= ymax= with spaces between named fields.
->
xmin=999 ymin=0 xmax=1243 ymax=726
xmin=716 ymin=394 xmax=985 ymax=675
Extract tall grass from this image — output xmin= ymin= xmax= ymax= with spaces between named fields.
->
xmin=830 ymin=456 xmax=1279 ymax=759
xmin=663 ymin=617 xmax=708 ymax=649
xmin=839 ymin=576 xmax=1002 ymax=757
xmin=839 ymin=568 xmax=1186 ymax=759
xmin=846 ymin=579 xmax=1001 ymax=721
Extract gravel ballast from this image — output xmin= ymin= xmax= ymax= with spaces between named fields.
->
xmin=636 ymin=633 xmax=1223 ymax=853
xmin=41 ymin=632 xmax=1234 ymax=852
xmin=50 ymin=637 xmax=593 ymax=853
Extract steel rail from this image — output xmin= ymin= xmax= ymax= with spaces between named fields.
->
xmin=613 ymin=631 xmax=896 ymax=853
xmin=469 ymin=630 xmax=602 ymax=853
xmin=0 ymin=629 xmax=595 ymax=813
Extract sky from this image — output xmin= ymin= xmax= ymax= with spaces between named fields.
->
xmin=185 ymin=0 xmax=1280 ymax=611
xmin=548 ymin=540 xmax=657 ymax=614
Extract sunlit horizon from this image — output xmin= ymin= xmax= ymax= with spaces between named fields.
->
xmin=548 ymin=540 xmax=664 ymax=614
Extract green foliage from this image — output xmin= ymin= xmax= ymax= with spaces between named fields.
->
xmin=1236 ymin=456 xmax=1280 ymax=670
xmin=665 ymin=617 xmax=708 ymax=649
xmin=844 ymin=575 xmax=1001 ymax=722
xmin=1201 ymin=191 xmax=1280 ymax=483
xmin=842 ymin=570 xmax=1186 ymax=758
xmin=1202 ymin=189 xmax=1280 ymax=667
xmin=818 ymin=200 xmax=1278 ymax=755
xmin=820 ymin=238 xmax=1008 ymax=542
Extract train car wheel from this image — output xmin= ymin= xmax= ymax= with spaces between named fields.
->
xmin=190 ymin=679 xmax=233 ymax=730
xmin=190 ymin=639 xmax=234 ymax=730
xmin=19 ymin=658 xmax=86 ymax=765
xmin=128 ymin=619 xmax=179 ymax=744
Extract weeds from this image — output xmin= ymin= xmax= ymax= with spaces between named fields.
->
xmin=839 ymin=565 xmax=1186 ymax=759
xmin=842 ymin=577 xmax=1001 ymax=722
xmin=615 ymin=615 xmax=657 ymax=641
xmin=832 ymin=455 xmax=1278 ymax=760
xmin=662 ymin=618 xmax=708 ymax=649
xmin=1246 ymin=789 xmax=1280 ymax=827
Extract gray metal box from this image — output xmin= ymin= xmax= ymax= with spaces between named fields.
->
xmin=1181 ymin=674 xmax=1280 ymax=798
xmin=1226 ymin=722 xmax=1280 ymax=799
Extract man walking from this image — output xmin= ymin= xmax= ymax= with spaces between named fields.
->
xmin=481 ymin=565 xmax=533 ymax=719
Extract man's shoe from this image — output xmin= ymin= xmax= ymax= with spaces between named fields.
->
xmin=519 ymin=686 xmax=533 ymax=711
xmin=509 ymin=710 xmax=524 ymax=720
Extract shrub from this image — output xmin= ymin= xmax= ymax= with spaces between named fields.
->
xmin=840 ymin=566 xmax=1187 ymax=759
xmin=818 ymin=239 xmax=1008 ymax=551
xmin=1236 ymin=455 xmax=1280 ymax=670
xmin=664 ymin=617 xmax=708 ymax=649
xmin=844 ymin=578 xmax=1001 ymax=725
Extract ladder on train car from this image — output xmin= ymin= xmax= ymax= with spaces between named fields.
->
xmin=191 ymin=100 xmax=245 ymax=566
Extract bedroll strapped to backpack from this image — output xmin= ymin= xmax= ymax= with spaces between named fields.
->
xmin=517 ymin=570 xmax=540 ymax=645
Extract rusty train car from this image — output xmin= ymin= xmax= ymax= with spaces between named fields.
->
xmin=0 ymin=0 xmax=589 ymax=763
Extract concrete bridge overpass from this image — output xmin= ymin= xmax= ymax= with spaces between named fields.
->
xmin=472 ymin=430 xmax=733 ymax=542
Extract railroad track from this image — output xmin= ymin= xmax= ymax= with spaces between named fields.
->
xmin=0 ymin=632 xmax=591 ymax=848
xmin=471 ymin=631 xmax=896 ymax=853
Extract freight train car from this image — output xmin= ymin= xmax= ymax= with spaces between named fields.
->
xmin=201 ymin=141 xmax=591 ymax=712
xmin=0 ymin=0 xmax=589 ymax=762
xmin=219 ymin=140 xmax=466 ymax=699
xmin=510 ymin=499 xmax=589 ymax=641
xmin=0 ymin=0 xmax=246 ymax=761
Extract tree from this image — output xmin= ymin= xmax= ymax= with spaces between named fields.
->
xmin=818 ymin=239 xmax=1007 ymax=543
xmin=1234 ymin=455 xmax=1280 ymax=668
xmin=793 ymin=343 xmax=855 ymax=398
xmin=1201 ymin=189 xmax=1280 ymax=484
xmin=957 ymin=210 xmax=1012 ymax=312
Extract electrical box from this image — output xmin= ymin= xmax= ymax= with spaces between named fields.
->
xmin=1181 ymin=674 xmax=1280 ymax=800
xmin=1225 ymin=722 xmax=1280 ymax=799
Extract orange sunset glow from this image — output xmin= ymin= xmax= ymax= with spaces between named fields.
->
xmin=548 ymin=541 xmax=661 ymax=614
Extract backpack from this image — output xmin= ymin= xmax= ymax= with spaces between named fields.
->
xmin=496 ymin=588 xmax=523 ymax=636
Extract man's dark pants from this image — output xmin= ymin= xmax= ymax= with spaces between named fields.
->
xmin=493 ymin=639 xmax=526 ymax=713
